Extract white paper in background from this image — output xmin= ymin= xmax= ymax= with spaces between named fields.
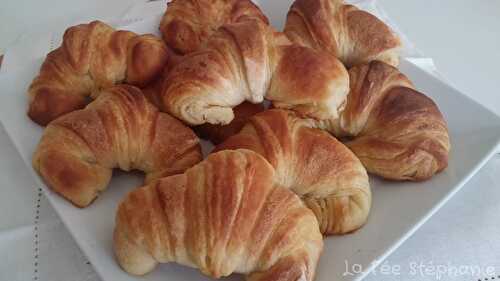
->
xmin=0 ymin=0 xmax=142 ymax=56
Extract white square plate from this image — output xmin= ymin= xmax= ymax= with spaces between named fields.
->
xmin=1 ymin=14 xmax=500 ymax=281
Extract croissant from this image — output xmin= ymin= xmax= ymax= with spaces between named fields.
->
xmin=160 ymin=18 xmax=349 ymax=126
xmin=32 ymin=85 xmax=202 ymax=207
xmin=284 ymin=0 xmax=401 ymax=67
xmin=28 ymin=20 xmax=169 ymax=126
xmin=160 ymin=0 xmax=269 ymax=54
xmin=215 ymin=109 xmax=371 ymax=234
xmin=313 ymin=61 xmax=450 ymax=181
xmin=114 ymin=149 xmax=323 ymax=281
xmin=194 ymin=101 xmax=265 ymax=144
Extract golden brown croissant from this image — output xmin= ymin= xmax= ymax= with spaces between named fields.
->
xmin=194 ymin=101 xmax=265 ymax=144
xmin=114 ymin=149 xmax=323 ymax=281
xmin=160 ymin=18 xmax=349 ymax=126
xmin=313 ymin=61 xmax=450 ymax=181
xmin=285 ymin=0 xmax=401 ymax=67
xmin=215 ymin=109 xmax=371 ymax=234
xmin=32 ymin=85 xmax=202 ymax=207
xmin=160 ymin=0 xmax=269 ymax=54
xmin=28 ymin=20 xmax=169 ymax=126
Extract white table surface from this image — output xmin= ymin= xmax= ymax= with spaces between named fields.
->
xmin=0 ymin=1 xmax=499 ymax=281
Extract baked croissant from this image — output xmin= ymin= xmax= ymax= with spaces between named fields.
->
xmin=32 ymin=85 xmax=202 ymax=207
xmin=160 ymin=18 xmax=349 ymax=126
xmin=215 ymin=109 xmax=371 ymax=234
xmin=314 ymin=61 xmax=450 ymax=181
xmin=160 ymin=0 xmax=269 ymax=54
xmin=114 ymin=149 xmax=323 ymax=281
xmin=285 ymin=0 xmax=401 ymax=67
xmin=28 ymin=20 xmax=169 ymax=126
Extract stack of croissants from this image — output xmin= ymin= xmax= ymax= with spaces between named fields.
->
xmin=28 ymin=0 xmax=451 ymax=280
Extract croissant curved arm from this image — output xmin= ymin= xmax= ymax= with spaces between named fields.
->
xmin=33 ymin=85 xmax=202 ymax=207
xmin=284 ymin=0 xmax=401 ymax=67
xmin=114 ymin=149 xmax=323 ymax=281
xmin=314 ymin=61 xmax=450 ymax=181
xmin=28 ymin=21 xmax=168 ymax=126
xmin=216 ymin=109 xmax=371 ymax=234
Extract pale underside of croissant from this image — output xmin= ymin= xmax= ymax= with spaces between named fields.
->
xmin=194 ymin=101 xmax=265 ymax=144
xmin=160 ymin=18 xmax=349 ymax=127
xmin=313 ymin=61 xmax=450 ymax=181
xmin=216 ymin=109 xmax=371 ymax=234
xmin=28 ymin=20 xmax=169 ymax=126
xmin=160 ymin=0 xmax=269 ymax=54
xmin=285 ymin=0 xmax=401 ymax=67
xmin=114 ymin=149 xmax=323 ymax=281
xmin=32 ymin=85 xmax=202 ymax=207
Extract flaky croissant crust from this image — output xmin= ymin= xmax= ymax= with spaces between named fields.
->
xmin=114 ymin=149 xmax=323 ymax=281
xmin=160 ymin=0 xmax=269 ymax=54
xmin=160 ymin=18 xmax=349 ymax=127
xmin=314 ymin=61 xmax=450 ymax=181
xmin=285 ymin=0 xmax=401 ymax=67
xmin=32 ymin=85 xmax=202 ymax=207
xmin=216 ymin=109 xmax=371 ymax=234
xmin=28 ymin=20 xmax=168 ymax=126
